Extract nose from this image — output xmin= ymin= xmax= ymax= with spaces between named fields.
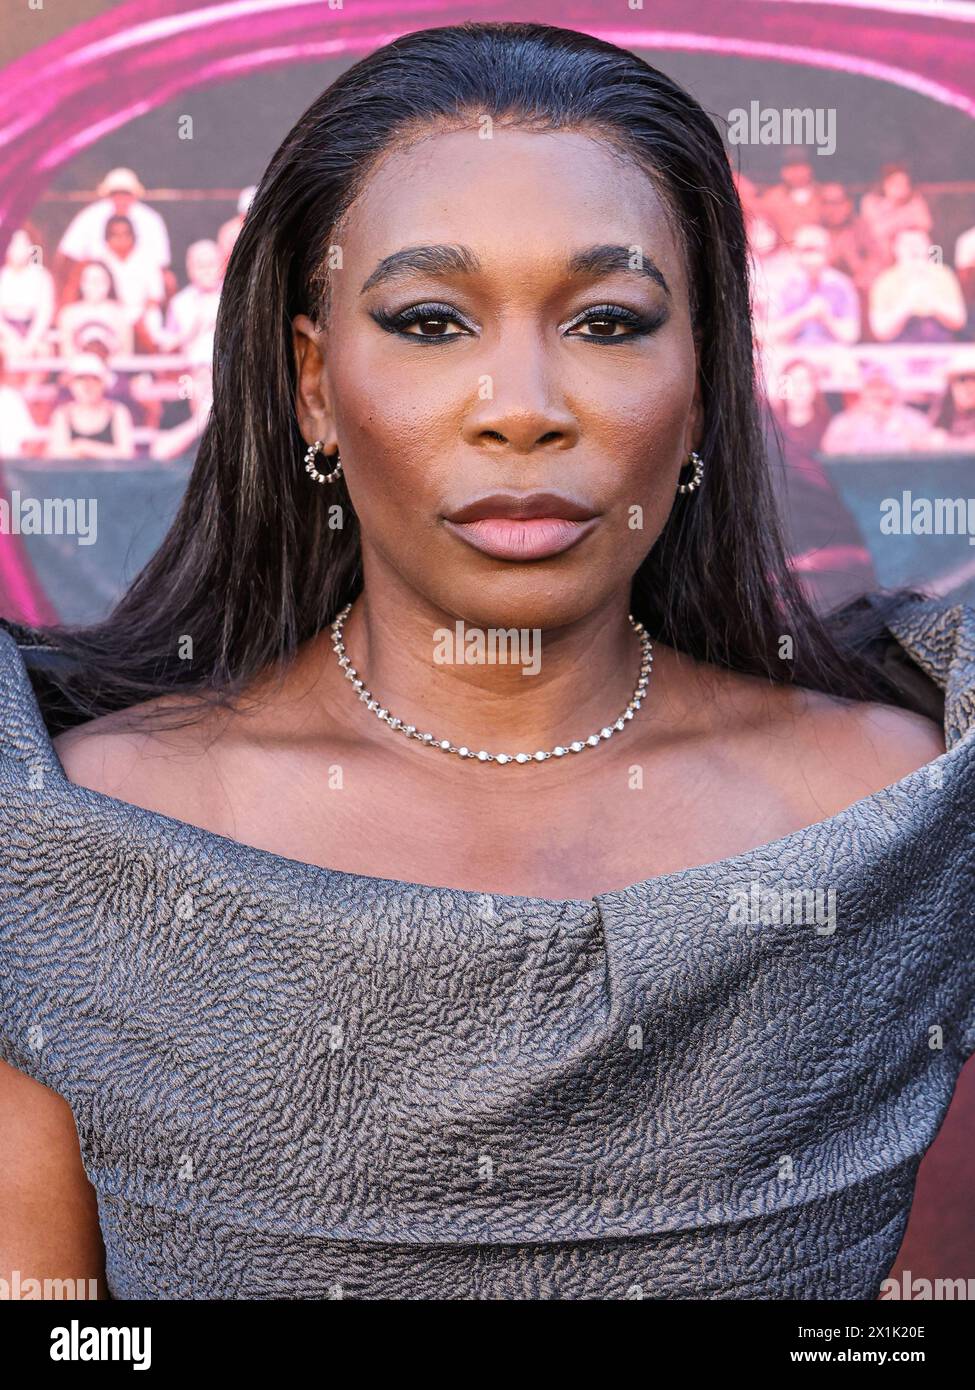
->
xmin=461 ymin=327 xmax=580 ymax=455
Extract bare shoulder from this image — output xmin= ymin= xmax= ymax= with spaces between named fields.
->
xmin=739 ymin=670 xmax=945 ymax=814
xmin=671 ymin=647 xmax=947 ymax=816
xmin=52 ymin=694 xmax=228 ymax=818
xmin=787 ymin=682 xmax=945 ymax=789
xmin=49 ymin=638 xmax=343 ymax=826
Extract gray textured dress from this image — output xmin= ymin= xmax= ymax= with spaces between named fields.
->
xmin=1 ymin=597 xmax=973 ymax=1300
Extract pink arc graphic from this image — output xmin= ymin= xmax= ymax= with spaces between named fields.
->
xmin=0 ymin=0 xmax=972 ymax=625
xmin=2 ymin=0 xmax=974 ymax=245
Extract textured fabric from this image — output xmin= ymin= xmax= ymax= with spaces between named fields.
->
xmin=0 ymin=597 xmax=973 ymax=1301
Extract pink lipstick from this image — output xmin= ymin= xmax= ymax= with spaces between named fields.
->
xmin=442 ymin=491 xmax=600 ymax=562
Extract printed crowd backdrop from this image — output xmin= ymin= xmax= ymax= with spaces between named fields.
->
xmin=0 ymin=0 xmax=974 ymax=627
xmin=1 ymin=0 xmax=974 ymax=1292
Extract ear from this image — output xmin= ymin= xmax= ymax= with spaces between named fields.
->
xmin=292 ymin=312 xmax=336 ymax=447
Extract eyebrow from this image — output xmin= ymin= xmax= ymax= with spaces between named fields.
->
xmin=359 ymin=242 xmax=671 ymax=297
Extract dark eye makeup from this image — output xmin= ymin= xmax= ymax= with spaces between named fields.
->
xmin=369 ymin=301 xmax=668 ymax=344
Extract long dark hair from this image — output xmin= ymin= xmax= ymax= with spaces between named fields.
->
xmin=930 ymin=374 xmax=975 ymax=432
xmin=4 ymin=21 xmax=937 ymax=734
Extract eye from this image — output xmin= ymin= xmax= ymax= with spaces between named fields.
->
xmin=370 ymin=302 xmax=472 ymax=343
xmin=370 ymin=300 xmax=667 ymax=345
xmin=566 ymin=304 xmax=664 ymax=341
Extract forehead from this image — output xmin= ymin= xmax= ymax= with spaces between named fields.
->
xmin=334 ymin=127 xmax=686 ymax=295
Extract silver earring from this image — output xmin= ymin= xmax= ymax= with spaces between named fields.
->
xmin=304 ymin=439 xmax=343 ymax=484
xmin=676 ymin=449 xmax=704 ymax=494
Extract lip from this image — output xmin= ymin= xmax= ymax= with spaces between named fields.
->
xmin=444 ymin=491 xmax=598 ymax=523
xmin=442 ymin=490 xmax=601 ymax=561
xmin=443 ymin=515 xmax=600 ymax=561
xmin=442 ymin=492 xmax=600 ymax=561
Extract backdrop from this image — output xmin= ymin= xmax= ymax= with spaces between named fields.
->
xmin=1 ymin=0 xmax=973 ymax=1292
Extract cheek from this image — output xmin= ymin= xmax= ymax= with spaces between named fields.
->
xmin=594 ymin=354 xmax=697 ymax=536
xmin=588 ymin=344 xmax=695 ymax=469
xmin=333 ymin=333 xmax=432 ymax=443
xmin=329 ymin=355 xmax=446 ymax=525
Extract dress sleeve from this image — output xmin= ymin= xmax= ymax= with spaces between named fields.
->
xmin=0 ymin=823 xmax=75 ymax=1097
xmin=0 ymin=958 xmax=59 ymax=1089
xmin=0 ymin=626 xmax=77 ymax=1097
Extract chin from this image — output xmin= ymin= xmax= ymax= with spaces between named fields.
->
xmin=426 ymin=576 xmax=613 ymax=636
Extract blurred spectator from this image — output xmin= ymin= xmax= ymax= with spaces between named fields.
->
xmin=0 ymin=347 xmax=44 ymax=458
xmin=57 ymin=167 xmax=171 ymax=274
xmin=953 ymin=222 xmax=975 ymax=335
xmin=818 ymin=183 xmax=887 ymax=295
xmin=767 ymin=358 xmax=876 ymax=609
xmin=770 ymin=358 xmax=832 ymax=455
xmin=51 ymin=338 xmax=150 ymax=428
xmin=769 ymin=224 xmax=860 ymax=345
xmin=859 ymin=163 xmax=933 ymax=266
xmin=217 ymin=185 xmax=256 ymax=271
xmin=56 ymin=260 xmax=134 ymax=357
xmin=47 ymin=353 xmax=134 ymax=459
xmin=101 ymin=216 xmax=166 ymax=346
xmin=731 ymin=170 xmax=759 ymax=220
xmin=150 ymin=336 xmax=213 ymax=461
xmin=758 ymin=148 xmax=823 ymax=242
xmin=747 ymin=213 xmax=796 ymax=346
xmin=820 ymin=363 xmax=935 ymax=455
xmin=927 ymin=349 xmax=975 ymax=451
xmin=158 ymin=240 xmax=223 ymax=354
xmin=0 ymin=226 xmax=55 ymax=361
xmin=869 ymin=227 xmax=966 ymax=343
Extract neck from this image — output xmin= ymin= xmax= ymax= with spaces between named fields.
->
xmin=341 ymin=571 xmax=649 ymax=753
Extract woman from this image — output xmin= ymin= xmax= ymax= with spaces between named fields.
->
xmin=45 ymin=353 xmax=134 ymax=460
xmin=0 ymin=347 xmax=56 ymax=627
xmin=859 ymin=162 xmax=933 ymax=266
xmin=745 ymin=211 xmax=796 ymax=350
xmin=927 ymin=349 xmax=975 ymax=451
xmin=99 ymin=214 xmax=166 ymax=348
xmin=0 ymin=346 xmax=43 ymax=461
xmin=0 ymin=225 xmax=55 ymax=361
xmin=55 ymin=259 xmax=134 ymax=358
xmin=149 ymin=334 xmax=214 ymax=460
xmin=0 ymin=22 xmax=972 ymax=1301
xmin=765 ymin=358 xmax=877 ymax=611
xmin=869 ymin=227 xmax=967 ymax=345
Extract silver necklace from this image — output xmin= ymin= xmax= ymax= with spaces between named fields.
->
xmin=329 ymin=602 xmax=653 ymax=764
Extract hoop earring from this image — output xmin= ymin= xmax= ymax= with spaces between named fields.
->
xmin=676 ymin=449 xmax=704 ymax=494
xmin=304 ymin=439 xmax=343 ymax=484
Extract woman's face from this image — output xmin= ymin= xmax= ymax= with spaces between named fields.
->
xmin=950 ymin=373 xmax=975 ymax=411
xmin=882 ymin=170 xmax=911 ymax=202
xmin=784 ymin=363 xmax=817 ymax=407
xmin=294 ymin=128 xmax=701 ymax=630
xmin=69 ymin=373 xmax=105 ymax=404
xmin=7 ymin=229 xmax=33 ymax=268
xmin=80 ymin=263 xmax=111 ymax=302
